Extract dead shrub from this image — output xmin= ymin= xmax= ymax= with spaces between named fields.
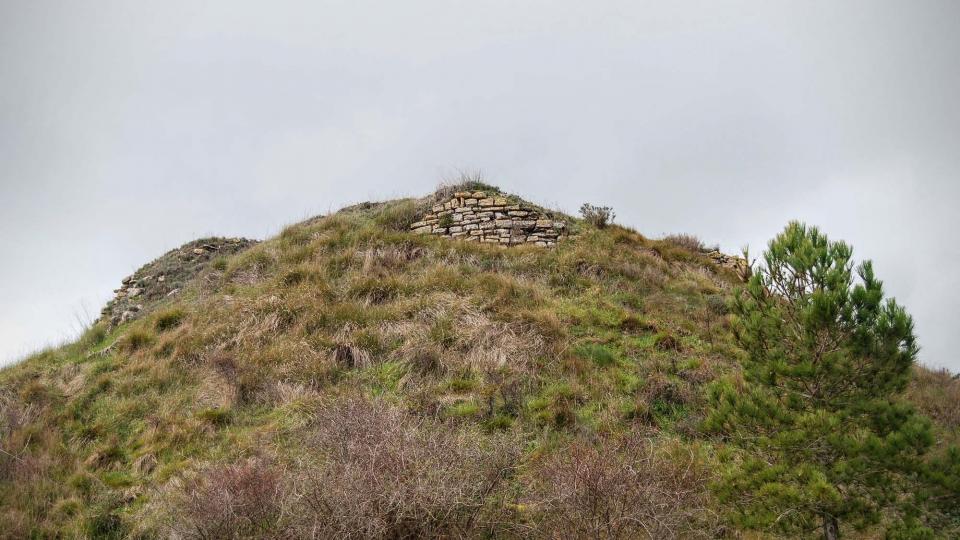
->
xmin=289 ymin=396 xmax=520 ymax=538
xmin=155 ymin=458 xmax=288 ymax=539
xmin=529 ymin=434 xmax=716 ymax=539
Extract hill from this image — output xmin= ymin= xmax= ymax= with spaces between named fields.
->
xmin=1 ymin=183 xmax=957 ymax=538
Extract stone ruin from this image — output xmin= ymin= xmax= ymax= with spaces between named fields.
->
xmin=706 ymin=250 xmax=751 ymax=281
xmin=410 ymin=190 xmax=567 ymax=246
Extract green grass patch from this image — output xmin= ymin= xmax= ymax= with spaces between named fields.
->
xmin=197 ymin=407 xmax=232 ymax=427
xmin=573 ymin=342 xmax=619 ymax=367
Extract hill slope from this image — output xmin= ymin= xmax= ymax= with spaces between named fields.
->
xmin=1 ymin=185 xmax=957 ymax=538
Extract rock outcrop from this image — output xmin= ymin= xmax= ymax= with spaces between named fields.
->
xmin=410 ymin=191 xmax=567 ymax=246
xmin=101 ymin=237 xmax=257 ymax=326
xmin=706 ymin=250 xmax=751 ymax=281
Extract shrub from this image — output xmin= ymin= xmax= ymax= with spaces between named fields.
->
xmin=529 ymin=434 xmax=716 ymax=539
xmin=157 ymin=459 xmax=287 ymax=539
xmin=707 ymin=221 xmax=930 ymax=538
xmin=705 ymin=294 xmax=729 ymax=316
xmin=579 ymin=203 xmax=615 ymax=228
xmin=291 ymin=396 xmax=519 ymax=538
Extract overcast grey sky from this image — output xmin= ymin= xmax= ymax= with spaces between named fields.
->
xmin=1 ymin=1 xmax=958 ymax=370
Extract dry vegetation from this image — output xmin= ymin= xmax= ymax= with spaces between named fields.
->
xmin=0 ymin=185 xmax=954 ymax=538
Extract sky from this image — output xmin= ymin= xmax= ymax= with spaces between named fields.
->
xmin=1 ymin=0 xmax=958 ymax=370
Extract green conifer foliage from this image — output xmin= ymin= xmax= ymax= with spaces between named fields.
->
xmin=706 ymin=221 xmax=933 ymax=539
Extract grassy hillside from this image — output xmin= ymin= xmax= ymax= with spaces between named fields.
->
xmin=1 ymin=185 xmax=957 ymax=538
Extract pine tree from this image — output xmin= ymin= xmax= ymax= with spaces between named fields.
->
xmin=706 ymin=221 xmax=933 ymax=539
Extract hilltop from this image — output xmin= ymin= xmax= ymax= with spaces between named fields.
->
xmin=1 ymin=182 xmax=957 ymax=538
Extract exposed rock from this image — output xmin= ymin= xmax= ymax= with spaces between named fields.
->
xmin=707 ymin=250 xmax=751 ymax=281
xmin=100 ymin=237 xmax=257 ymax=327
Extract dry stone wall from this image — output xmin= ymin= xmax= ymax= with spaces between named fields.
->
xmin=410 ymin=191 xmax=567 ymax=246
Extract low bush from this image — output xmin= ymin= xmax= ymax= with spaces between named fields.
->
xmin=529 ymin=434 xmax=717 ymax=539
xmin=157 ymin=459 xmax=287 ymax=539
xmin=291 ymin=396 xmax=520 ymax=538
xmin=579 ymin=203 xmax=615 ymax=228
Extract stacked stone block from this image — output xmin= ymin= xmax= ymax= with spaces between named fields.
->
xmin=410 ymin=191 xmax=566 ymax=246
xmin=706 ymin=250 xmax=751 ymax=281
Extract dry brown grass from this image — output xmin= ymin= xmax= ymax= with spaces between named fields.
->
xmin=661 ymin=234 xmax=717 ymax=254
xmin=383 ymin=293 xmax=545 ymax=376
xmin=0 ymin=390 xmax=39 ymax=481
xmin=908 ymin=366 xmax=960 ymax=430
